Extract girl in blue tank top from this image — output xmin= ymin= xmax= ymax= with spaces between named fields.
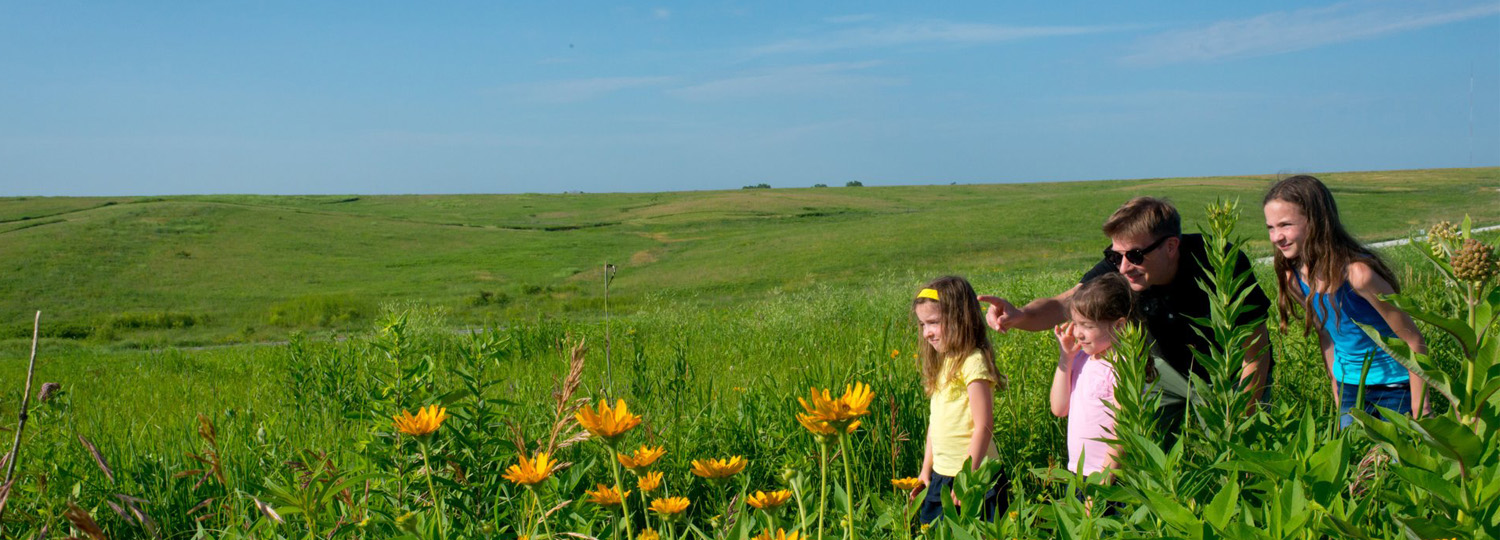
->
xmin=1264 ymin=175 xmax=1428 ymax=428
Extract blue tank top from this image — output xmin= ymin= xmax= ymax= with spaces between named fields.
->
xmin=1296 ymin=272 xmax=1408 ymax=385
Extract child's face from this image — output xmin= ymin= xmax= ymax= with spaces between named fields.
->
xmin=1264 ymin=199 xmax=1308 ymax=261
xmin=915 ymin=302 xmax=948 ymax=354
xmin=1070 ymin=309 xmax=1119 ymax=357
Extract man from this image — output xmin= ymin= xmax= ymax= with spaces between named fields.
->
xmin=980 ymin=197 xmax=1272 ymax=441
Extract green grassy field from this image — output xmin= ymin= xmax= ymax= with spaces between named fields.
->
xmin=2 ymin=168 xmax=1495 ymax=347
xmin=0 ymin=168 xmax=1496 ymax=538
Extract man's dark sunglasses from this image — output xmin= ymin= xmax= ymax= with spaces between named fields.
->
xmin=1103 ymin=235 xmax=1172 ymax=266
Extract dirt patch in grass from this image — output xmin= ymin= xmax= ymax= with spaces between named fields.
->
xmin=630 ymin=249 xmax=660 ymax=265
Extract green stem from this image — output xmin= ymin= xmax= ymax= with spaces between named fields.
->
xmin=817 ymin=441 xmax=829 ymax=540
xmin=716 ymin=483 xmax=728 ymax=533
xmin=639 ymin=488 xmax=654 ymax=533
xmin=524 ymin=486 xmax=537 ymax=539
xmin=610 ymin=453 xmax=637 ymax=540
xmin=1465 ymin=282 xmax=1477 ymax=404
xmin=791 ymin=474 xmax=809 ymax=529
xmin=418 ymin=441 xmax=446 ymax=540
xmin=902 ymin=498 xmax=912 ymax=540
xmin=532 ymin=488 xmax=554 ymax=540
xmin=840 ymin=436 xmax=857 ymax=540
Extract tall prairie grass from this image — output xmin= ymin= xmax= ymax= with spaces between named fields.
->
xmin=0 ymin=227 xmax=1492 ymax=538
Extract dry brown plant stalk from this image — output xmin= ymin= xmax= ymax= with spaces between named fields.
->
xmin=64 ymin=502 xmax=106 ymax=540
xmin=0 ymin=312 xmax=41 ymax=534
xmin=544 ymin=337 xmax=590 ymax=456
xmin=78 ymin=434 xmax=115 ymax=484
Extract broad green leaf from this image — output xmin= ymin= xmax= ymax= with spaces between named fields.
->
xmin=1223 ymin=522 xmax=1266 ymax=540
xmin=1282 ymin=479 xmax=1310 ymax=533
xmin=1308 ymin=480 xmax=1344 ymax=509
xmin=1322 ymin=513 xmax=1372 ymax=539
xmin=1388 ymin=465 xmax=1462 ymax=510
xmin=1410 ymin=236 xmax=1460 ymax=283
xmin=1376 ymin=343 xmax=1459 ymax=408
xmin=1204 ymin=475 xmax=1239 ymax=531
xmin=1410 ymin=414 xmax=1485 ymax=475
xmin=1475 ymin=292 xmax=1495 ymax=335
xmin=1382 ymin=294 xmax=1478 ymax=355
xmin=1398 ymin=513 xmax=1467 ymax=539
xmin=1352 ymin=411 xmax=1439 ymax=472
xmin=945 ymin=521 xmax=980 ymax=540
xmin=1306 ymin=436 xmax=1348 ymax=487
xmin=1141 ymin=490 xmax=1201 ymax=530
xmin=1225 ymin=443 xmax=1296 ymax=478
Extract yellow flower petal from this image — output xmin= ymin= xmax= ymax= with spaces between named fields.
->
xmin=649 ymin=496 xmax=690 ymax=516
xmin=501 ymin=452 xmax=554 ymax=485
xmin=891 ymin=477 xmax=923 ymax=491
xmin=584 ymin=483 xmax=629 ymax=506
xmin=392 ymin=404 xmax=449 ymax=437
xmin=690 ymin=456 xmax=747 ymax=479
xmin=576 ymin=399 xmax=643 ymax=442
xmin=746 ymin=489 xmax=793 ymax=510
xmin=617 ymin=445 xmax=666 ymax=472
xmin=637 ymin=471 xmax=664 ymax=492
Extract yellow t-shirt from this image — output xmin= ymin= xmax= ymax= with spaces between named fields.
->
xmin=928 ymin=350 xmax=999 ymax=476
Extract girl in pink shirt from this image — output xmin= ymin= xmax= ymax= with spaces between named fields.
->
xmin=1050 ymin=273 xmax=1133 ymax=483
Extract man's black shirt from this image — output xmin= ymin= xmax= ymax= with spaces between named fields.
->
xmin=1080 ymin=233 xmax=1272 ymax=383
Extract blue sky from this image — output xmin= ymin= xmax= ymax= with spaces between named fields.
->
xmin=2 ymin=1 xmax=1498 ymax=195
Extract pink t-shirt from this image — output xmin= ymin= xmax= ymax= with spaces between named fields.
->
xmin=1066 ymin=351 xmax=1118 ymax=476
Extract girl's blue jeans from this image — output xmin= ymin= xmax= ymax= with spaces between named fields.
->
xmin=1338 ymin=381 xmax=1412 ymax=429
xmin=917 ymin=470 xmax=1008 ymax=524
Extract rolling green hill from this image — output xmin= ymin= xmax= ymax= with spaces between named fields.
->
xmin=2 ymin=167 xmax=1496 ymax=346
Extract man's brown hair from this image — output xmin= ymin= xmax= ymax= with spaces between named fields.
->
xmin=1101 ymin=197 xmax=1181 ymax=240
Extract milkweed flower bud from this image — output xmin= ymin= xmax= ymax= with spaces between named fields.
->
xmin=1451 ymin=238 xmax=1498 ymax=283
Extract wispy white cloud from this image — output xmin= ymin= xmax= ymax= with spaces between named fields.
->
xmin=668 ymin=61 xmax=903 ymax=101
xmin=1124 ymin=0 xmax=1500 ymax=66
xmin=750 ymin=20 xmax=1127 ymax=55
xmin=506 ymin=76 xmax=676 ymax=103
xmin=654 ymin=8 xmax=671 ymax=20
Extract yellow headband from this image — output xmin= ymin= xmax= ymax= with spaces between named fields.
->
xmin=917 ymin=288 xmax=940 ymax=301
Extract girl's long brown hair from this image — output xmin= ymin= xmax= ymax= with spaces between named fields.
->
xmin=1264 ymin=175 xmax=1399 ymax=335
xmin=913 ymin=275 xmax=999 ymax=395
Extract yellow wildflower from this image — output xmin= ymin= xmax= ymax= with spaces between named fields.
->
xmin=797 ymin=382 xmax=873 ymax=430
xmin=746 ymin=489 xmax=793 ymax=510
xmin=752 ymin=529 xmax=801 ymax=540
xmin=575 ymin=399 xmax=642 ymax=443
xmin=501 ymin=452 xmax=554 ymax=486
xmin=690 ymin=456 xmax=747 ymax=479
xmin=584 ymin=484 xmax=629 ymax=507
xmin=891 ymin=349 xmax=900 ymax=359
xmin=796 ymin=413 xmax=860 ymax=437
xmin=650 ymin=496 xmax=690 ymax=520
xmin=638 ymin=470 xmax=663 ymax=492
xmin=617 ymin=445 xmax=666 ymax=472
xmin=638 ymin=529 xmax=660 ymax=540
xmin=891 ymin=477 xmax=923 ymax=491
xmin=392 ymin=405 xmax=449 ymax=437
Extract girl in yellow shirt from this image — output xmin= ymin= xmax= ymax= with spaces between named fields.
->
xmin=909 ymin=275 xmax=1009 ymax=524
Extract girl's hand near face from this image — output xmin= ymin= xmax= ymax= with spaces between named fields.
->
xmin=1054 ymin=322 xmax=1079 ymax=358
